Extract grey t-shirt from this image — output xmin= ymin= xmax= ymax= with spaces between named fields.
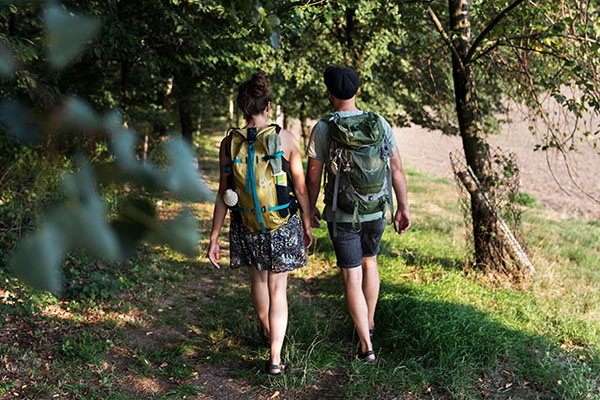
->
xmin=306 ymin=110 xmax=397 ymax=223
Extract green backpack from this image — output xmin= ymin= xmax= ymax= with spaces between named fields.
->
xmin=324 ymin=112 xmax=394 ymax=233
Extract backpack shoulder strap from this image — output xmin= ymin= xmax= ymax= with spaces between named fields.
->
xmin=224 ymin=129 xmax=234 ymax=159
xmin=223 ymin=129 xmax=245 ymax=173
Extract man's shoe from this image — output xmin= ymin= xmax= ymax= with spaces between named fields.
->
xmin=265 ymin=363 xmax=284 ymax=376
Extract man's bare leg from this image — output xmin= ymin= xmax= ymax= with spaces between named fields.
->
xmin=341 ymin=266 xmax=375 ymax=361
xmin=361 ymin=255 xmax=380 ymax=332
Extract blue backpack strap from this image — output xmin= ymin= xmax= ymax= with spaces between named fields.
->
xmin=246 ymin=136 xmax=266 ymax=233
xmin=262 ymin=151 xmax=284 ymax=161
xmin=268 ymin=201 xmax=291 ymax=211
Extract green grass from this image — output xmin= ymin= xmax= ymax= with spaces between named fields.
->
xmin=1 ymin=132 xmax=599 ymax=399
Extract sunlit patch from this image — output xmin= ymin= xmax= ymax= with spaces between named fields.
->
xmin=122 ymin=376 xmax=165 ymax=394
xmin=39 ymin=303 xmax=76 ymax=320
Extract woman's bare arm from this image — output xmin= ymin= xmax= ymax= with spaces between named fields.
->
xmin=207 ymin=137 xmax=231 ymax=268
xmin=280 ymin=129 xmax=313 ymax=248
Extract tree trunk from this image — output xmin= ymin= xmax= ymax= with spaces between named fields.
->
xmin=229 ymin=99 xmax=235 ymax=127
xmin=178 ymin=96 xmax=193 ymax=145
xmin=276 ymin=104 xmax=284 ymax=127
xmin=449 ymin=0 xmax=504 ymax=270
xmin=143 ymin=134 xmax=149 ymax=162
xmin=8 ymin=12 xmax=16 ymax=36
xmin=300 ymin=101 xmax=309 ymax=150
xmin=121 ymin=60 xmax=129 ymax=113
xmin=457 ymin=167 xmax=535 ymax=275
xmin=174 ymin=76 xmax=194 ymax=145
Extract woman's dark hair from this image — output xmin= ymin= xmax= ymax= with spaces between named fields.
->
xmin=237 ymin=73 xmax=271 ymax=122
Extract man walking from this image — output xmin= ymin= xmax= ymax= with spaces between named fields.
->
xmin=306 ymin=66 xmax=411 ymax=362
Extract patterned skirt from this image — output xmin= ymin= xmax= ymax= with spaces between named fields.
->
xmin=229 ymin=213 xmax=308 ymax=273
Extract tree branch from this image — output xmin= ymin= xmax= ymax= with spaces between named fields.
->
xmin=426 ymin=6 xmax=466 ymax=73
xmin=300 ymin=0 xmax=327 ymax=8
xmin=465 ymin=0 xmax=527 ymax=63
xmin=471 ymin=32 xmax=546 ymax=62
xmin=470 ymin=31 xmax=600 ymax=62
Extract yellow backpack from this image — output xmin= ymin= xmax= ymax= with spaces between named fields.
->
xmin=225 ymin=124 xmax=291 ymax=233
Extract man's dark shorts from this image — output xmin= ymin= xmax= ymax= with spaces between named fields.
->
xmin=327 ymin=218 xmax=386 ymax=268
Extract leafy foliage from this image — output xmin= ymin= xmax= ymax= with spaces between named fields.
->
xmin=1 ymin=3 xmax=214 ymax=295
xmin=1 ymin=0 xmax=598 ymax=293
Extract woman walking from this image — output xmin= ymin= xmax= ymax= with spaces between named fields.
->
xmin=207 ymin=73 xmax=312 ymax=376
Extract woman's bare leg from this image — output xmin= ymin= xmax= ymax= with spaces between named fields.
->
xmin=249 ymin=267 xmax=270 ymax=337
xmin=267 ymin=271 xmax=288 ymax=370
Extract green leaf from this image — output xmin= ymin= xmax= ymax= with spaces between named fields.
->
xmin=61 ymin=96 xmax=102 ymax=130
xmin=103 ymin=111 xmax=123 ymax=132
xmin=269 ymin=31 xmax=280 ymax=52
xmin=162 ymin=137 xmax=212 ymax=202
xmin=266 ymin=14 xmax=280 ymax=27
xmin=110 ymin=196 xmax=156 ymax=257
xmin=11 ymin=223 xmax=66 ymax=295
xmin=58 ymin=161 xmax=120 ymax=261
xmin=110 ymin=127 xmax=138 ymax=168
xmin=0 ymin=44 xmax=15 ymax=77
xmin=0 ymin=100 xmax=40 ymax=145
xmin=147 ymin=208 xmax=199 ymax=257
xmin=44 ymin=5 xmax=99 ymax=69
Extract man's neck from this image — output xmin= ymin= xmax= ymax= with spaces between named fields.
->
xmin=333 ymin=98 xmax=359 ymax=112
xmin=334 ymin=106 xmax=360 ymax=112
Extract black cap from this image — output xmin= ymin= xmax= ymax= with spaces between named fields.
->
xmin=324 ymin=66 xmax=360 ymax=100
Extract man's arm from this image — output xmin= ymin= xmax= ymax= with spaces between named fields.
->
xmin=389 ymin=147 xmax=411 ymax=234
xmin=306 ymin=157 xmax=324 ymax=228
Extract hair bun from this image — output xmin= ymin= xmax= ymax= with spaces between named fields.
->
xmin=237 ymin=72 xmax=272 ymax=122
xmin=250 ymin=73 xmax=267 ymax=88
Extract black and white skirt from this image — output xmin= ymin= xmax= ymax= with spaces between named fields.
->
xmin=229 ymin=213 xmax=308 ymax=273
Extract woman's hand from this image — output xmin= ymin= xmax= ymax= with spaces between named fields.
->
xmin=207 ymin=239 xmax=221 ymax=269
xmin=303 ymin=226 xmax=313 ymax=249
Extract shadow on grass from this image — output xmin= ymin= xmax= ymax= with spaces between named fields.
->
xmin=5 ymin=249 xmax=597 ymax=400
xmin=293 ymin=272 xmax=598 ymax=399
xmin=311 ymin=231 xmax=463 ymax=271
xmin=379 ymin=238 xmax=464 ymax=271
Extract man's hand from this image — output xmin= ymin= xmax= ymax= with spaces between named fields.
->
xmin=394 ymin=209 xmax=411 ymax=234
xmin=310 ymin=207 xmax=321 ymax=228
xmin=303 ymin=226 xmax=313 ymax=249
xmin=207 ymin=239 xmax=220 ymax=269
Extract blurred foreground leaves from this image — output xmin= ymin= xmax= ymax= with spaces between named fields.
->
xmin=44 ymin=5 xmax=99 ymax=69
xmin=3 ymin=3 xmax=212 ymax=295
xmin=9 ymin=114 xmax=212 ymax=294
